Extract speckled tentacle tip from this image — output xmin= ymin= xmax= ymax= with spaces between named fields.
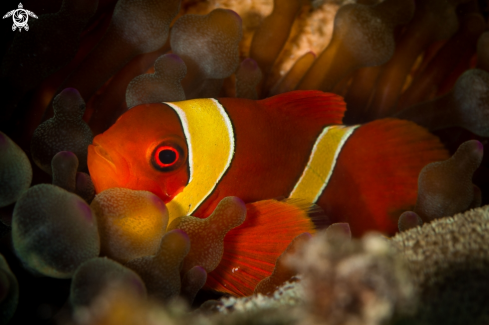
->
xmin=0 ymin=132 xmax=32 ymax=208
xmin=31 ymin=88 xmax=93 ymax=175
xmin=52 ymin=151 xmax=78 ymax=193
xmin=0 ymin=254 xmax=18 ymax=325
xmin=235 ymin=58 xmax=262 ymax=100
xmin=398 ymin=211 xmax=423 ymax=232
xmin=369 ymin=0 xmax=470 ymax=118
xmin=87 ymin=41 xmax=173 ymax=137
xmin=75 ymin=172 xmax=95 ymax=204
xmin=415 ymin=140 xmax=483 ymax=222
xmin=167 ymin=196 xmax=247 ymax=274
xmin=52 ymin=0 xmax=181 ymax=107
xmin=171 ymin=9 xmax=243 ymax=99
xmin=90 ymin=188 xmax=169 ymax=263
xmin=45 ymin=0 xmax=181 ymax=136
xmin=181 ymin=266 xmax=207 ymax=305
xmin=126 ymin=54 xmax=187 ymax=109
xmin=254 ymin=232 xmax=311 ymax=296
xmin=52 ymin=150 xmax=94 ymax=203
xmin=1 ymin=0 xmax=98 ymax=122
xmin=396 ymin=69 xmax=489 ymax=137
xmin=70 ymin=257 xmax=146 ymax=308
xmin=325 ymin=222 xmax=352 ymax=243
xmin=297 ymin=0 xmax=415 ymax=93
xmin=12 ymin=184 xmax=100 ymax=278
xmin=124 ymin=229 xmax=190 ymax=302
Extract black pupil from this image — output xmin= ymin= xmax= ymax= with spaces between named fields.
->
xmin=159 ymin=149 xmax=176 ymax=165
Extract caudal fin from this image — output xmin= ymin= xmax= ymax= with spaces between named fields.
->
xmin=205 ymin=199 xmax=319 ymax=296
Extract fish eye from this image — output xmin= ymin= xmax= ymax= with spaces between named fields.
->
xmin=151 ymin=142 xmax=185 ymax=172
xmin=156 ymin=146 xmax=178 ymax=166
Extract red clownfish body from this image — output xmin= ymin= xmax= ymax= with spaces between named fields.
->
xmin=88 ymin=90 xmax=448 ymax=295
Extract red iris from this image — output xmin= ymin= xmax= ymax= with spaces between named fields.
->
xmin=154 ymin=146 xmax=179 ymax=168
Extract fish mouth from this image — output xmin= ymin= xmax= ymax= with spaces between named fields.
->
xmin=89 ymin=139 xmax=116 ymax=170
xmin=88 ymin=136 xmax=131 ymax=193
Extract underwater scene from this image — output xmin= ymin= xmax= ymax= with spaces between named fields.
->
xmin=0 ymin=0 xmax=489 ymax=323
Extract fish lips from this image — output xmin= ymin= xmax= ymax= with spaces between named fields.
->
xmin=88 ymin=139 xmax=130 ymax=192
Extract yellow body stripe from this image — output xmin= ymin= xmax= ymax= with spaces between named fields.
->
xmin=289 ymin=125 xmax=359 ymax=203
xmin=165 ymin=99 xmax=235 ymax=223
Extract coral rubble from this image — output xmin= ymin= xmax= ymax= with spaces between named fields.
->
xmin=392 ymin=205 xmax=489 ymax=324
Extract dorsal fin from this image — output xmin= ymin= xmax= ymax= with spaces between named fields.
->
xmin=258 ymin=90 xmax=346 ymax=125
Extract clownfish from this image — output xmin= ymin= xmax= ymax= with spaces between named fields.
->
xmin=87 ymin=90 xmax=448 ymax=295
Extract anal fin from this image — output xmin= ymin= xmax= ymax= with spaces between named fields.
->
xmin=205 ymin=199 xmax=320 ymax=296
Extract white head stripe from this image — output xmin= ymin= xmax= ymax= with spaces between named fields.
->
xmin=164 ymin=99 xmax=235 ymax=223
xmin=166 ymin=103 xmax=194 ymax=184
